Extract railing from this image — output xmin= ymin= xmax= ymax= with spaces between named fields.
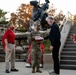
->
xmin=59 ymin=12 xmax=74 ymax=59
xmin=59 ymin=11 xmax=74 ymax=31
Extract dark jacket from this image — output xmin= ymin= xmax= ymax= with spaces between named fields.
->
xmin=44 ymin=22 xmax=61 ymax=47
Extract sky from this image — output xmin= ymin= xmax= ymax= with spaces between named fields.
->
xmin=0 ymin=0 xmax=76 ymax=19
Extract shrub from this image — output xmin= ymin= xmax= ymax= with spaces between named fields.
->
xmin=44 ymin=40 xmax=51 ymax=54
xmin=0 ymin=21 xmax=8 ymax=24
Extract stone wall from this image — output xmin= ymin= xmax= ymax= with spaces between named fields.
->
xmin=0 ymin=30 xmax=49 ymax=62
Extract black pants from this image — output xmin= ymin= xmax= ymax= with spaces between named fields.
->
xmin=52 ymin=43 xmax=61 ymax=74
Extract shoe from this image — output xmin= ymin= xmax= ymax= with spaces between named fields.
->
xmin=32 ymin=70 xmax=35 ymax=73
xmin=26 ymin=63 xmax=31 ymax=68
xmin=51 ymin=73 xmax=59 ymax=75
xmin=5 ymin=70 xmax=10 ymax=73
xmin=39 ymin=64 xmax=43 ymax=68
xmin=49 ymin=71 xmax=55 ymax=74
xmin=32 ymin=67 xmax=35 ymax=73
xmin=36 ymin=70 xmax=42 ymax=73
xmin=49 ymin=72 xmax=59 ymax=75
xmin=11 ymin=68 xmax=18 ymax=72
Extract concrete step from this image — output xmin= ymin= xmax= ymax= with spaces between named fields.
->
xmin=69 ymin=33 xmax=76 ymax=35
xmin=66 ymin=38 xmax=73 ymax=41
xmin=20 ymin=54 xmax=27 ymax=61
xmin=70 ymin=27 xmax=76 ymax=29
xmin=66 ymin=33 xmax=72 ymax=36
xmin=69 ymin=26 xmax=76 ymax=29
xmin=67 ymin=36 xmax=76 ymax=39
xmin=0 ymin=53 xmax=27 ymax=61
xmin=70 ymin=28 xmax=76 ymax=30
xmin=60 ymin=25 xmax=76 ymax=70
xmin=60 ymin=60 xmax=76 ymax=65
xmin=60 ymin=55 xmax=76 ymax=60
xmin=67 ymin=36 xmax=73 ymax=38
xmin=63 ymin=48 xmax=76 ymax=51
xmin=66 ymin=39 xmax=74 ymax=43
xmin=62 ymin=50 xmax=76 ymax=52
xmin=69 ymin=31 xmax=76 ymax=33
xmin=69 ymin=35 xmax=76 ymax=37
xmin=70 ymin=27 xmax=76 ymax=28
xmin=0 ymin=54 xmax=5 ymax=62
xmin=70 ymin=31 xmax=76 ymax=33
xmin=65 ymin=43 xmax=76 ymax=45
xmin=61 ymin=55 xmax=76 ymax=57
xmin=61 ymin=51 xmax=76 ymax=56
xmin=71 ymin=25 xmax=76 ymax=27
xmin=69 ymin=30 xmax=76 ymax=33
xmin=64 ymin=44 xmax=76 ymax=48
xmin=65 ymin=41 xmax=74 ymax=44
xmin=0 ymin=48 xmax=5 ymax=54
xmin=60 ymin=64 xmax=76 ymax=70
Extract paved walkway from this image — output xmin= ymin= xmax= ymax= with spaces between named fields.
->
xmin=0 ymin=62 xmax=76 ymax=75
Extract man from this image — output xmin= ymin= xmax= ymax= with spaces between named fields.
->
xmin=2 ymin=24 xmax=18 ymax=73
xmin=44 ymin=16 xmax=61 ymax=75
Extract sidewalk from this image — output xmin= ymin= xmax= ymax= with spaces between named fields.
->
xmin=0 ymin=62 xmax=76 ymax=75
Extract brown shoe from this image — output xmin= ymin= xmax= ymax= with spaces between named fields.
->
xmin=32 ymin=70 xmax=35 ymax=73
xmin=32 ymin=67 xmax=35 ymax=73
xmin=36 ymin=69 xmax=42 ymax=73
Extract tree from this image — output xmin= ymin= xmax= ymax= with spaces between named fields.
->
xmin=10 ymin=13 xmax=17 ymax=25
xmin=0 ymin=9 xmax=7 ymax=22
xmin=10 ymin=4 xmax=33 ymax=31
xmin=48 ymin=4 xmax=65 ymax=25
xmin=73 ymin=14 xmax=76 ymax=25
xmin=54 ymin=10 xmax=65 ymax=25
xmin=48 ymin=4 xmax=57 ymax=17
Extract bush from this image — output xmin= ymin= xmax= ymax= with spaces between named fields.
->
xmin=17 ymin=27 xmax=27 ymax=32
xmin=44 ymin=40 xmax=51 ymax=54
xmin=0 ymin=21 xmax=8 ymax=24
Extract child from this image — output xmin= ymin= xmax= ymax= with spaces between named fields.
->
xmin=31 ymin=36 xmax=43 ymax=73
xmin=26 ymin=22 xmax=44 ymax=68
xmin=30 ymin=21 xmax=43 ymax=73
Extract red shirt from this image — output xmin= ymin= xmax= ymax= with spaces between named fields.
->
xmin=2 ymin=29 xmax=15 ymax=49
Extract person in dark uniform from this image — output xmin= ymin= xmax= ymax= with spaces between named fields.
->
xmin=44 ymin=16 xmax=61 ymax=75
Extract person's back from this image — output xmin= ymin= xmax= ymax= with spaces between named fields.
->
xmin=51 ymin=22 xmax=61 ymax=42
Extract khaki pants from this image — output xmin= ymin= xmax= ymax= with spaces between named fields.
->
xmin=5 ymin=43 xmax=15 ymax=70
